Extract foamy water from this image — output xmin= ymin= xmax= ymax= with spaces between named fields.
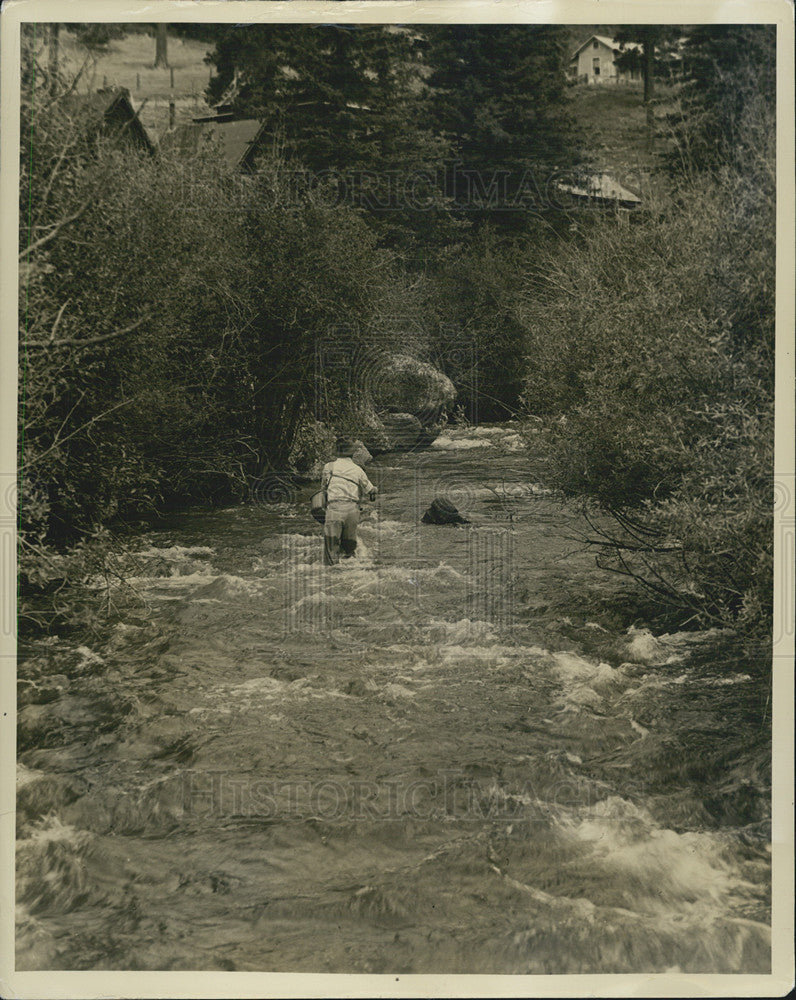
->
xmin=16 ymin=425 xmax=770 ymax=973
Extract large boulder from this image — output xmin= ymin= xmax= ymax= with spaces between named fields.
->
xmin=370 ymin=355 xmax=457 ymax=424
xmin=356 ymin=409 xmax=393 ymax=456
xmin=354 ymin=355 xmax=457 ymax=452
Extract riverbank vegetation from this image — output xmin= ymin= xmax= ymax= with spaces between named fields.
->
xmin=521 ymin=167 xmax=774 ymax=630
xmin=520 ymin=27 xmax=775 ymax=632
xmin=18 ymin=23 xmax=776 ymax=636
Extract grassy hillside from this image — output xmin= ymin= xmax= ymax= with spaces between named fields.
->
xmin=566 ymin=82 xmax=675 ymax=197
xmin=55 ymin=29 xmax=214 ymax=138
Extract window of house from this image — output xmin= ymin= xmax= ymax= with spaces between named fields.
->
xmin=593 ymin=40 xmax=598 ymax=48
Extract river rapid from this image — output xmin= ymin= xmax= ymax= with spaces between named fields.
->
xmin=16 ymin=424 xmax=771 ymax=974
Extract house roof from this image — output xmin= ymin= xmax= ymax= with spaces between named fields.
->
xmin=556 ymin=172 xmax=642 ymax=206
xmin=60 ymin=87 xmax=154 ymax=153
xmin=161 ymin=118 xmax=266 ymax=170
xmin=570 ymin=35 xmax=642 ymax=60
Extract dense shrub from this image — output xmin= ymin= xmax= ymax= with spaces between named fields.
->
xmin=519 ymin=155 xmax=774 ymax=630
xmin=421 ymin=225 xmax=547 ymax=420
xmin=18 ymin=96 xmax=406 ymax=587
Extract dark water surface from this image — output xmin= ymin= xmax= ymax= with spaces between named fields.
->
xmin=16 ymin=426 xmax=771 ymax=972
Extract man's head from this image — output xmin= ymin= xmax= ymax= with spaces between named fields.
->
xmin=335 ymin=437 xmax=355 ymax=457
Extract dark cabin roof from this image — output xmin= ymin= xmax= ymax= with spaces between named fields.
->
xmin=61 ymin=87 xmax=154 ymax=154
xmin=160 ymin=117 xmax=266 ymax=171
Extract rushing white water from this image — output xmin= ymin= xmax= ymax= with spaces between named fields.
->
xmin=16 ymin=424 xmax=770 ymax=973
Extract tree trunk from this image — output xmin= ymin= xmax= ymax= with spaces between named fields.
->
xmin=154 ymin=23 xmax=169 ymax=68
xmin=48 ymin=23 xmax=60 ymax=95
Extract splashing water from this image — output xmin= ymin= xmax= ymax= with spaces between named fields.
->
xmin=16 ymin=425 xmax=770 ymax=973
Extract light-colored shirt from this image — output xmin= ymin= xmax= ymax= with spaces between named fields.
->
xmin=322 ymin=457 xmax=376 ymax=504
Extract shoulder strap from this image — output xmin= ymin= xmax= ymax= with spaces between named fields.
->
xmin=327 ymin=462 xmax=362 ymax=489
xmin=328 ymin=471 xmax=363 ymax=489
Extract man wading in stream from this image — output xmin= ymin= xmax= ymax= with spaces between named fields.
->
xmin=321 ymin=438 xmax=377 ymax=565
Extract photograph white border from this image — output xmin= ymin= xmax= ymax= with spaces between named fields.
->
xmin=1 ymin=2 xmax=793 ymax=997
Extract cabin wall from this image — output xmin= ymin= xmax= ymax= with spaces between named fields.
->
xmin=574 ymin=40 xmax=617 ymax=83
xmin=570 ymin=39 xmax=642 ymax=85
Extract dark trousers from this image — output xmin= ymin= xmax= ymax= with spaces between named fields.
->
xmin=323 ymin=501 xmax=359 ymax=565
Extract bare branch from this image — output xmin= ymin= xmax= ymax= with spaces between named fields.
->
xmin=25 ymin=312 xmax=151 ymax=350
xmin=49 ymin=299 xmax=70 ymax=342
xmin=51 ymin=388 xmax=88 ymax=449
xmin=21 ymin=395 xmax=143 ymax=470
xmin=33 ymin=134 xmax=79 ymax=229
xmin=19 ymin=199 xmax=92 ymax=258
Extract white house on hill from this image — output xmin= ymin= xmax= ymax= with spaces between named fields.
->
xmin=569 ymin=35 xmax=642 ymax=85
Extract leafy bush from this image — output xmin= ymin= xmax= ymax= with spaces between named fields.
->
xmin=519 ymin=156 xmax=774 ymax=631
xmin=422 ymin=225 xmax=546 ymax=419
xmin=18 ymin=92 xmax=409 ymax=591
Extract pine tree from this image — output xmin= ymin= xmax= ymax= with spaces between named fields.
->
xmin=207 ymin=26 xmax=428 ymax=169
xmin=205 ymin=24 xmax=581 ymax=225
xmin=422 ymin=25 xmax=580 ymax=212
xmin=205 ymin=25 xmax=452 ymax=248
xmin=665 ymin=25 xmax=775 ymax=174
